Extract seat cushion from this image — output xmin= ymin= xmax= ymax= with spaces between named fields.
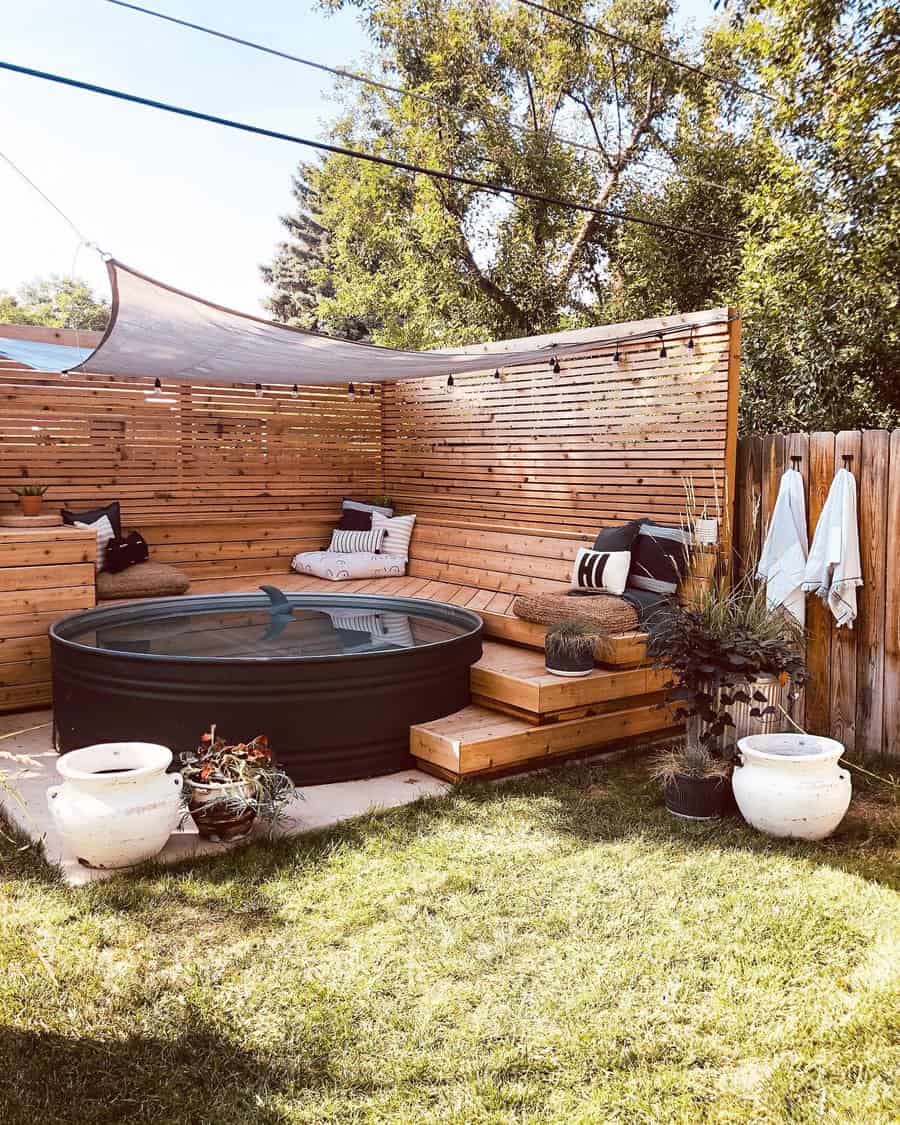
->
xmin=96 ymin=561 xmax=190 ymax=601
xmin=512 ymin=591 xmax=639 ymax=634
xmin=291 ymin=551 xmax=407 ymax=581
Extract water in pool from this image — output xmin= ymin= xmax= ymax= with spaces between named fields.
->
xmin=76 ymin=606 xmax=468 ymax=659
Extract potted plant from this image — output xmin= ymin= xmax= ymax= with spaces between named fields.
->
xmin=545 ymin=619 xmax=595 ymax=677
xmin=651 ymin=741 xmax=733 ymax=821
xmin=180 ymin=727 xmax=295 ymax=842
xmin=647 ymin=568 xmax=806 ymax=820
xmin=11 ymin=484 xmax=48 ymax=516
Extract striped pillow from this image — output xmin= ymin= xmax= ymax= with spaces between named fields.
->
xmin=371 ymin=512 xmax=416 ymax=559
xmin=571 ymin=548 xmax=631 ymax=595
xmin=628 ymin=522 xmax=691 ymax=594
xmin=328 ymin=527 xmax=386 ymax=554
xmin=74 ymin=514 xmax=116 ymax=573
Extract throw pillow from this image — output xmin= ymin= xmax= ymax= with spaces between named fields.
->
xmin=370 ymin=512 xmax=416 ymax=558
xmin=342 ymin=497 xmax=394 ymax=518
xmin=74 ymin=514 xmax=116 ymax=573
xmin=571 ymin=548 xmax=631 ymax=595
xmin=336 ymin=506 xmax=372 ymax=531
xmin=104 ymin=530 xmax=150 ymax=574
xmin=628 ymin=522 xmax=691 ymax=595
xmin=593 ymin=518 xmax=645 ymax=552
xmin=328 ymin=527 xmax=387 ymax=553
xmin=62 ymin=500 xmax=122 ymax=538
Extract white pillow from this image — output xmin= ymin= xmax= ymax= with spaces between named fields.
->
xmin=75 ymin=514 xmax=115 ymax=573
xmin=342 ymin=497 xmax=394 ymax=518
xmin=371 ymin=512 xmax=416 ymax=559
xmin=571 ymin=548 xmax=631 ymax=596
xmin=328 ymin=528 xmax=386 ymax=553
xmin=291 ymin=551 xmax=407 ymax=581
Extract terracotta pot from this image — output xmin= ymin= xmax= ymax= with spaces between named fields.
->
xmin=47 ymin=742 xmax=182 ymax=868
xmin=663 ymin=772 xmax=732 ymax=820
xmin=185 ymin=778 xmax=257 ymax=842
xmin=20 ymin=495 xmax=43 ymax=516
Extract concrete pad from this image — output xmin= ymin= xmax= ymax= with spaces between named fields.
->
xmin=0 ymin=709 xmax=451 ymax=886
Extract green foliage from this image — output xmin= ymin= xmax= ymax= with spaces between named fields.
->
xmin=545 ymin=618 xmax=595 ymax=661
xmin=180 ymin=729 xmax=295 ymax=825
xmin=10 ymin=484 xmax=48 ymax=497
xmin=265 ymin=0 xmax=898 ymax=432
xmin=0 ymin=275 xmax=109 ymax=332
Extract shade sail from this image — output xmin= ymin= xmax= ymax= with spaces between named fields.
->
xmin=68 ymin=260 xmax=600 ymax=385
xmin=0 ymin=336 xmax=93 ymax=372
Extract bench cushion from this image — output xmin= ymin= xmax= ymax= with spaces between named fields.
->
xmin=96 ymin=561 xmax=190 ymax=600
xmin=512 ymin=591 xmax=640 ymax=634
xmin=291 ymin=550 xmax=408 ymax=581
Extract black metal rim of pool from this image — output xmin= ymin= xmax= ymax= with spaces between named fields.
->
xmin=50 ymin=592 xmax=484 ymax=784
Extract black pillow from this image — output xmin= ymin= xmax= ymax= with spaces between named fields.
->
xmin=337 ymin=507 xmax=372 ymax=531
xmin=593 ymin=518 xmax=645 ymax=552
xmin=62 ymin=501 xmax=122 ymax=539
xmin=628 ymin=521 xmax=691 ymax=595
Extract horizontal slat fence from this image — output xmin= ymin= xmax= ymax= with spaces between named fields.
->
xmin=384 ymin=311 xmax=739 ymax=536
xmin=735 ymin=430 xmax=899 ymax=757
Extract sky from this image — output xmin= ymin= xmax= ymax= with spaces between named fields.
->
xmin=0 ymin=0 xmax=717 ymax=317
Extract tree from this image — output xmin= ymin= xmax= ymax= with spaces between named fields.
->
xmin=267 ymin=0 xmax=730 ymax=348
xmin=0 ymin=275 xmax=109 ymax=332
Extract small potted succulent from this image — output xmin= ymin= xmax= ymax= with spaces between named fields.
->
xmin=545 ymin=619 xmax=595 ymax=677
xmin=11 ymin=484 xmax=49 ymax=516
xmin=180 ymin=726 xmax=295 ymax=842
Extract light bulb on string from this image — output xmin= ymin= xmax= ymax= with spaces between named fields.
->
xmin=292 ymin=383 xmax=299 ymax=398
xmin=447 ymin=375 xmax=455 ymax=390
xmin=348 ymin=383 xmax=355 ymax=396
xmin=658 ymin=334 xmax=667 ymax=359
xmin=687 ymin=327 xmax=695 ymax=352
xmin=255 ymin=383 xmax=263 ymax=398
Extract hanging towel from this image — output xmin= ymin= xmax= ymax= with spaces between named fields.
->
xmin=757 ymin=468 xmax=808 ymax=627
xmin=802 ymin=467 xmax=863 ymax=628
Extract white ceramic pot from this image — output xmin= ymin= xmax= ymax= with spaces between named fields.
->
xmin=47 ymin=742 xmax=182 ymax=868
xmin=733 ymin=733 xmax=851 ymax=841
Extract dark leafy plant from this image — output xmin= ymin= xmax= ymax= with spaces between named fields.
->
xmin=180 ymin=727 xmax=297 ymax=827
xmin=648 ymin=573 xmax=806 ymax=761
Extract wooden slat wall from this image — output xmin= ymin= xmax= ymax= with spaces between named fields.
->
xmin=735 ymin=429 xmax=899 ymax=757
xmin=0 ymin=360 xmax=383 ymax=524
xmin=383 ymin=313 xmax=738 ymax=535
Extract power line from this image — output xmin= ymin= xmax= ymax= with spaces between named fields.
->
xmin=513 ymin=0 xmax=774 ymax=102
xmin=0 ymin=59 xmax=734 ymax=243
xmin=103 ymin=0 xmax=748 ymax=202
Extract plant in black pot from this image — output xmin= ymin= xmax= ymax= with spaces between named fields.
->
xmin=647 ymin=568 xmax=806 ymax=820
xmin=545 ymin=619 xmax=595 ymax=678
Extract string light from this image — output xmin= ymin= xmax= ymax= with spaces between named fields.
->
xmin=687 ymin=327 xmax=695 ymax=352
xmin=658 ymin=334 xmax=667 ymax=359
xmin=348 ymin=382 xmax=355 ymax=396
xmin=613 ymin=346 xmax=621 ymax=363
xmin=154 ymin=377 xmax=162 ymax=391
xmin=549 ymin=354 xmax=561 ymax=374
xmin=369 ymin=385 xmax=376 ymax=396
xmin=493 ymin=368 xmax=501 ymax=380
xmin=292 ymin=383 xmax=299 ymax=397
xmin=446 ymin=374 xmax=455 ymax=389
xmin=255 ymin=382 xmax=263 ymax=397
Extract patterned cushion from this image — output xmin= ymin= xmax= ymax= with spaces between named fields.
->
xmin=328 ymin=527 xmax=386 ymax=553
xmin=74 ymin=515 xmax=116 ymax=573
xmin=571 ymin=548 xmax=631 ymax=595
xmin=96 ymin=561 xmax=190 ymax=601
xmin=628 ymin=522 xmax=691 ymax=595
xmin=371 ymin=512 xmax=416 ymax=558
xmin=291 ymin=551 xmax=407 ymax=581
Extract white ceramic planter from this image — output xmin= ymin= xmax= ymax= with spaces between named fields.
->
xmin=47 ymin=742 xmax=182 ymax=868
xmin=733 ymin=733 xmax=851 ymax=840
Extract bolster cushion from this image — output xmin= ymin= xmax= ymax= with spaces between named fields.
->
xmin=96 ymin=561 xmax=190 ymax=601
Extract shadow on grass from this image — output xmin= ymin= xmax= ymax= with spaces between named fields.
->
xmin=0 ymin=1023 xmax=291 ymax=1125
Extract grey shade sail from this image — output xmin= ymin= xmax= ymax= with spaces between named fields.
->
xmin=67 ymin=260 xmax=588 ymax=385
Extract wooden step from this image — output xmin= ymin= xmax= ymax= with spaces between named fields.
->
xmin=480 ymin=610 xmax=648 ymax=667
xmin=470 ymin=640 xmax=669 ymax=723
xmin=411 ymin=700 xmax=680 ymax=781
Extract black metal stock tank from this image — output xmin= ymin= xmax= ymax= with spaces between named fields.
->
xmin=50 ymin=590 xmax=483 ymax=784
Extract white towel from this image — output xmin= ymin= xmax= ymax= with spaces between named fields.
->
xmin=757 ymin=468 xmax=808 ymax=627
xmin=802 ymin=468 xmax=863 ymax=628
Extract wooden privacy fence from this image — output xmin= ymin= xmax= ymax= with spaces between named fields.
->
xmin=735 ymin=430 xmax=900 ymax=757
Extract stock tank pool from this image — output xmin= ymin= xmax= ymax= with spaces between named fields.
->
xmin=50 ymin=589 xmax=483 ymax=784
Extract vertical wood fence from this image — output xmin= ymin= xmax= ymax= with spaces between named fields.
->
xmin=735 ymin=430 xmax=899 ymax=757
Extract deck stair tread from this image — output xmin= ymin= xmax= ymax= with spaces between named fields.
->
xmin=410 ymin=700 xmax=679 ymax=779
xmin=471 ymin=640 xmax=668 ymax=721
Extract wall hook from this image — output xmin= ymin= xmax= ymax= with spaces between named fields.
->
xmin=790 ymin=455 xmax=802 ymax=470
xmin=842 ymin=453 xmax=854 ymax=470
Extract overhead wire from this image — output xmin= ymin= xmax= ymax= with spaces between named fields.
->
xmin=102 ymin=0 xmax=749 ymax=203
xmin=0 ymin=60 xmax=734 ymax=243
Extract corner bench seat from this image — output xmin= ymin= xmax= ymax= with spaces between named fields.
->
xmin=160 ymin=515 xmax=650 ymax=668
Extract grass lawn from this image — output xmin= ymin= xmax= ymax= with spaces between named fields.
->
xmin=1 ymin=750 xmax=898 ymax=1124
